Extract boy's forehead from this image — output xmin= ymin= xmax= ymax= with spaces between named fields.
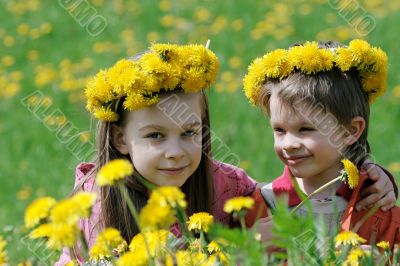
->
xmin=269 ymin=95 xmax=318 ymax=124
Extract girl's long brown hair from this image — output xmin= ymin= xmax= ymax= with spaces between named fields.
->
xmin=94 ymin=90 xmax=214 ymax=242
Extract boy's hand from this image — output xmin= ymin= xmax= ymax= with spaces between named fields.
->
xmin=357 ymin=162 xmax=396 ymax=212
xmin=253 ymin=217 xmax=284 ymax=254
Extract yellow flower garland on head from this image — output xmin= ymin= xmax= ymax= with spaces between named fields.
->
xmin=85 ymin=43 xmax=219 ymax=122
xmin=243 ymin=39 xmax=388 ymax=105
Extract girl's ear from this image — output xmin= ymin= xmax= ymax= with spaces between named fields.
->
xmin=111 ymin=124 xmax=129 ymax=155
xmin=344 ymin=116 xmax=366 ymax=145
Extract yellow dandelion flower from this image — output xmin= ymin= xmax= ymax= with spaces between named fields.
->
xmin=85 ymin=70 xmax=114 ymax=103
xmin=335 ymin=231 xmax=366 ymax=247
xmin=187 ymin=212 xmax=214 ymax=233
xmin=86 ymin=98 xmax=102 ymax=112
xmin=150 ymin=43 xmax=179 ymax=61
xmin=71 ymin=192 xmax=97 ymax=212
xmin=175 ymin=250 xmax=191 ymax=265
xmin=139 ymin=203 xmax=176 ymax=231
xmin=343 ymin=248 xmax=367 ymax=266
xmin=89 ymin=243 xmax=110 ymax=261
xmin=223 ymin=196 xmax=254 ymax=213
xmin=348 ymin=39 xmax=371 ymax=66
xmin=261 ymin=49 xmax=292 ymax=79
xmin=334 ymin=47 xmax=355 ymax=72
xmin=0 ymin=235 xmax=8 ymax=265
xmin=123 ymin=92 xmax=159 ymax=111
xmin=181 ymin=67 xmax=206 ymax=93
xmin=30 ymin=223 xmax=79 ymax=250
xmin=319 ymin=49 xmax=335 ymax=72
xmin=50 ymin=193 xmax=95 ymax=224
xmin=341 ymin=159 xmax=359 ymax=189
xmin=161 ymin=64 xmax=181 ymax=90
xmin=208 ymin=253 xmax=229 ymax=265
xmin=24 ymin=197 xmax=56 ymax=228
xmin=149 ymin=186 xmax=187 ymax=209
xmin=361 ymin=67 xmax=387 ymax=92
xmin=116 ymin=251 xmax=148 ymax=266
xmin=115 ymin=241 xmax=128 ymax=256
xmin=289 ymin=42 xmax=325 ymax=74
xmin=96 ymin=159 xmax=133 ymax=186
xmin=243 ymin=60 xmax=265 ymax=105
xmin=207 ymin=241 xmax=221 ymax=254
xmin=377 ymin=240 xmax=390 ymax=250
xmin=371 ymin=48 xmax=388 ymax=73
xmin=93 ymin=106 xmax=119 ymax=122
xmin=129 ymin=230 xmax=171 ymax=257
xmin=86 ymin=43 xmax=219 ymax=121
xmin=107 ymin=59 xmax=138 ymax=95
xmin=90 ymin=228 xmax=125 ymax=261
xmin=65 ymin=260 xmax=78 ymax=266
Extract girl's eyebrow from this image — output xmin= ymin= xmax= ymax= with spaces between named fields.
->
xmin=138 ymin=125 xmax=165 ymax=132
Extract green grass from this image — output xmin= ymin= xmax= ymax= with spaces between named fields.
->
xmin=1 ymin=0 xmax=400 ymax=263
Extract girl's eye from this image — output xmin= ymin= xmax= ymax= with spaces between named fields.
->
xmin=145 ymin=132 xmax=164 ymax=139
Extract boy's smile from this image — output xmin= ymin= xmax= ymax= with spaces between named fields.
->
xmin=269 ymin=94 xmax=345 ymax=193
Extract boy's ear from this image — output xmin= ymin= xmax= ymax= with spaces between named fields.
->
xmin=111 ymin=125 xmax=129 ymax=155
xmin=344 ymin=116 xmax=366 ymax=145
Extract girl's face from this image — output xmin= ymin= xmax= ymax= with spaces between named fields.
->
xmin=269 ymin=94 xmax=346 ymax=188
xmin=117 ymin=92 xmax=203 ymax=187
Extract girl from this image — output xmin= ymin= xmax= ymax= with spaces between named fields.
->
xmin=243 ymin=40 xmax=400 ymax=249
xmin=57 ymin=42 xmax=395 ymax=265
xmin=56 ymin=43 xmax=257 ymax=265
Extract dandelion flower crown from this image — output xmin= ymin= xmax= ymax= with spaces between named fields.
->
xmin=85 ymin=43 xmax=219 ymax=122
xmin=243 ymin=39 xmax=388 ymax=105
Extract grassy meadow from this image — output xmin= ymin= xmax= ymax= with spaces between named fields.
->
xmin=0 ymin=0 xmax=400 ymax=263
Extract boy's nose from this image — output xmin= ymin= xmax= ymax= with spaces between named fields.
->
xmin=282 ymin=134 xmax=302 ymax=151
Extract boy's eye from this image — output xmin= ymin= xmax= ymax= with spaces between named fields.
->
xmin=273 ymin=128 xmax=285 ymax=134
xmin=299 ymin=127 xmax=315 ymax=132
xmin=145 ymin=132 xmax=164 ymax=139
xmin=182 ymin=129 xmax=199 ymax=137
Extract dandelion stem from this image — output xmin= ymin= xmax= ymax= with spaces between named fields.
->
xmin=79 ymin=230 xmax=89 ymax=261
xmin=118 ymin=182 xmax=153 ymax=265
xmin=290 ymin=175 xmax=343 ymax=215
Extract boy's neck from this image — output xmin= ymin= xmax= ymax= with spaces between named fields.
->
xmin=294 ymin=164 xmax=343 ymax=200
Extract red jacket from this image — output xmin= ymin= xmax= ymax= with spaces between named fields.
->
xmin=246 ymin=167 xmax=400 ymax=250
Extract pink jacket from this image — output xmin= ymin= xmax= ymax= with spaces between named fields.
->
xmin=55 ymin=160 xmax=256 ymax=265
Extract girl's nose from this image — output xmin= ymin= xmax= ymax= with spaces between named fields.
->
xmin=164 ymin=139 xmax=185 ymax=159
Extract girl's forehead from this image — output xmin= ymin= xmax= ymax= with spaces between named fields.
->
xmin=124 ymin=92 xmax=203 ymax=128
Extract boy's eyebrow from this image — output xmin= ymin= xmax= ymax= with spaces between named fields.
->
xmin=182 ymin=121 xmax=201 ymax=128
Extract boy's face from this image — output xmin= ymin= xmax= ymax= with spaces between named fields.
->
xmin=269 ymin=94 xmax=346 ymax=188
xmin=120 ymin=92 xmax=203 ymax=187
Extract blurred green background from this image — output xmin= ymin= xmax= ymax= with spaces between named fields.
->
xmin=1 ymin=0 xmax=400 ymax=263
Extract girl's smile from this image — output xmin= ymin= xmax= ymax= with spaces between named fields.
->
xmin=113 ymin=92 xmax=203 ymax=187
xmin=158 ymin=165 xmax=190 ymax=175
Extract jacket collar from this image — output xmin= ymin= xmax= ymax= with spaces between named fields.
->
xmin=272 ymin=166 xmax=353 ymax=207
